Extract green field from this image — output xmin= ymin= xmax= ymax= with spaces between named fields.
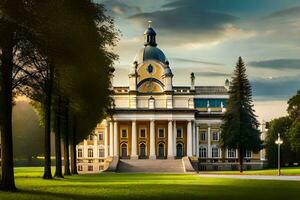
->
xmin=0 ymin=167 xmax=299 ymax=200
xmin=202 ymin=167 xmax=300 ymax=175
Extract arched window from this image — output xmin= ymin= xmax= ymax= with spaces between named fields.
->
xmin=121 ymin=143 xmax=127 ymax=158
xmin=176 ymin=143 xmax=183 ymax=158
xmin=139 ymin=143 xmax=146 ymax=158
xmin=158 ymin=143 xmax=165 ymax=158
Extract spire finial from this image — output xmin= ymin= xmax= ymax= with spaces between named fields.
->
xmin=148 ymin=20 xmax=152 ymax=27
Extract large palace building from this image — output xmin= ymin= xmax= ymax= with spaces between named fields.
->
xmin=76 ymin=25 xmax=267 ymax=173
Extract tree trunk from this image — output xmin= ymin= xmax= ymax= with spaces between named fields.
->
xmin=238 ymin=148 xmax=244 ymax=173
xmin=43 ymin=65 xmax=53 ymax=179
xmin=54 ymin=96 xmax=63 ymax=178
xmin=70 ymin=116 xmax=78 ymax=175
xmin=63 ymin=102 xmax=71 ymax=175
xmin=0 ymin=40 xmax=16 ymax=191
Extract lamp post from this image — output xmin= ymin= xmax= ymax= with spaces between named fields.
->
xmin=275 ymin=133 xmax=283 ymax=176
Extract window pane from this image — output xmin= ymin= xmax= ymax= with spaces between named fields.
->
xmin=140 ymin=129 xmax=146 ymax=138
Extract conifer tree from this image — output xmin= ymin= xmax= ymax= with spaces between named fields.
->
xmin=221 ymin=57 xmax=262 ymax=172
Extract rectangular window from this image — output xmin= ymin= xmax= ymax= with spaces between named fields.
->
xmin=158 ymin=128 xmax=165 ymax=138
xmin=88 ymin=165 xmax=93 ymax=171
xmin=212 ymin=148 xmax=219 ymax=158
xmin=199 ymin=147 xmax=207 ymax=158
xmin=140 ymin=128 xmax=146 ymax=138
xmin=245 ymin=150 xmax=252 ymax=158
xmin=121 ymin=129 xmax=127 ymax=138
xmin=99 ymin=149 xmax=105 ymax=157
xmin=78 ymin=165 xmax=83 ymax=171
xmin=78 ymin=149 xmax=83 ymax=158
xmin=99 ymin=166 xmax=104 ymax=171
xmin=88 ymin=149 xmax=93 ymax=158
xmin=212 ymin=131 xmax=219 ymax=141
xmin=98 ymin=133 xmax=104 ymax=141
xmin=177 ymin=128 xmax=183 ymax=138
xmin=88 ymin=135 xmax=94 ymax=141
xmin=200 ymin=131 xmax=206 ymax=141
xmin=227 ymin=149 xmax=236 ymax=158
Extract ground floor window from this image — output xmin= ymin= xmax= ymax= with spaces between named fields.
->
xmin=227 ymin=149 xmax=236 ymax=158
xmin=99 ymin=166 xmax=104 ymax=171
xmin=212 ymin=148 xmax=219 ymax=158
xmin=199 ymin=147 xmax=207 ymax=158
xmin=88 ymin=165 xmax=93 ymax=171
xmin=78 ymin=165 xmax=83 ymax=171
xmin=245 ymin=150 xmax=252 ymax=158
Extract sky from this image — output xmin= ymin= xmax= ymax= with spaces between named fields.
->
xmin=96 ymin=0 xmax=300 ymax=122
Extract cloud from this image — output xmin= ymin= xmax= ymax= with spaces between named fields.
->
xmin=100 ymin=0 xmax=142 ymax=16
xmin=128 ymin=4 xmax=243 ymax=46
xmin=249 ymin=59 xmax=300 ymax=70
xmin=251 ymin=75 xmax=300 ymax=100
xmin=194 ymin=71 xmax=231 ymax=77
xmin=171 ymin=58 xmax=223 ymax=66
xmin=265 ymin=6 xmax=300 ymax=19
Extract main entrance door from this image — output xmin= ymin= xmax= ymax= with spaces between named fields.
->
xmin=139 ymin=143 xmax=146 ymax=159
xmin=121 ymin=143 xmax=127 ymax=158
xmin=158 ymin=143 xmax=165 ymax=159
xmin=176 ymin=143 xmax=183 ymax=158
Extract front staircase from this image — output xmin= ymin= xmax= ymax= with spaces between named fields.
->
xmin=117 ymin=159 xmax=185 ymax=173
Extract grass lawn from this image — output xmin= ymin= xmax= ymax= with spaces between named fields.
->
xmin=0 ymin=167 xmax=299 ymax=200
xmin=202 ymin=167 xmax=300 ymax=176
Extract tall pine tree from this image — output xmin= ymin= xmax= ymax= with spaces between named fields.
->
xmin=221 ymin=57 xmax=262 ymax=172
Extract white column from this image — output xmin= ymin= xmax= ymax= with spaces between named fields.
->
xmin=131 ymin=121 xmax=138 ymax=159
xmin=83 ymin=139 xmax=88 ymax=158
xmin=150 ymin=120 xmax=156 ymax=159
xmin=104 ymin=121 xmax=109 ymax=158
xmin=93 ymin=135 xmax=97 ymax=158
xmin=109 ymin=121 xmax=114 ymax=157
xmin=173 ymin=121 xmax=177 ymax=156
xmin=196 ymin=125 xmax=199 ymax=157
xmin=192 ymin=121 xmax=196 ymax=156
xmin=167 ymin=120 xmax=174 ymax=159
xmin=113 ymin=121 xmax=118 ymax=157
xmin=187 ymin=120 xmax=192 ymax=157
xmin=208 ymin=126 xmax=211 ymax=158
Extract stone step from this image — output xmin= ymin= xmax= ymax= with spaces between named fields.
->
xmin=117 ymin=159 xmax=184 ymax=173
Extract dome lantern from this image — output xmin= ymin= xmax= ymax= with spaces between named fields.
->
xmin=144 ymin=21 xmax=157 ymax=47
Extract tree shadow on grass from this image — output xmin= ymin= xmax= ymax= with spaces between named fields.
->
xmin=14 ymin=181 xmax=300 ymax=200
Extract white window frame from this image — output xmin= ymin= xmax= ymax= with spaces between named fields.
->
xmin=212 ymin=147 xmax=220 ymax=158
xmin=227 ymin=149 xmax=237 ymax=158
xmin=212 ymin=131 xmax=219 ymax=141
xmin=200 ymin=131 xmax=206 ymax=141
xmin=176 ymin=127 xmax=183 ymax=138
xmin=158 ymin=128 xmax=165 ymax=138
xmin=77 ymin=149 xmax=83 ymax=158
xmin=88 ymin=148 xmax=93 ymax=158
xmin=139 ymin=128 xmax=147 ymax=138
xmin=245 ymin=150 xmax=252 ymax=158
xmin=99 ymin=148 xmax=105 ymax=157
xmin=98 ymin=132 xmax=104 ymax=141
xmin=121 ymin=128 xmax=128 ymax=138
xmin=199 ymin=147 xmax=207 ymax=158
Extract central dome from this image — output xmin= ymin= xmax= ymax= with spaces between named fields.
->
xmin=133 ymin=25 xmax=168 ymax=64
xmin=134 ymin=46 xmax=168 ymax=64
